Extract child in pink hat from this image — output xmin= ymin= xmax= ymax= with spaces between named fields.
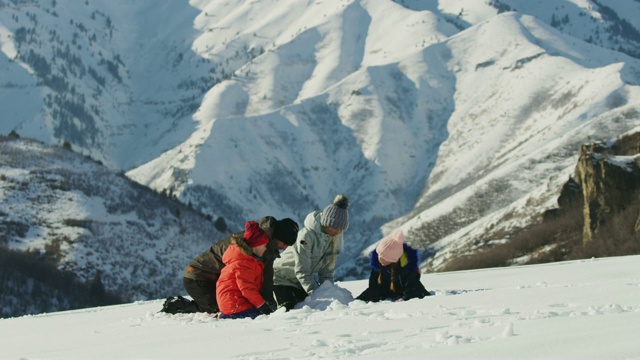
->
xmin=356 ymin=230 xmax=431 ymax=302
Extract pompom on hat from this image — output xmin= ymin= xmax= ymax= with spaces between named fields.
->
xmin=244 ymin=221 xmax=269 ymax=248
xmin=320 ymin=194 xmax=350 ymax=230
xmin=273 ymin=218 xmax=299 ymax=246
xmin=376 ymin=230 xmax=405 ymax=266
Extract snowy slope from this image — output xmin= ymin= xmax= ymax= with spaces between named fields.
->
xmin=2 ymin=0 xmax=640 ymax=280
xmin=0 ymin=255 xmax=638 ymax=359
xmin=0 ymin=0 xmax=212 ymax=168
xmin=0 ymin=137 xmax=223 ymax=303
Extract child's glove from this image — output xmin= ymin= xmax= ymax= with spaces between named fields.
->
xmin=258 ymin=301 xmax=277 ymax=315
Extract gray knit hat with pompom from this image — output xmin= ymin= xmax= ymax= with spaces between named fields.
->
xmin=320 ymin=194 xmax=349 ymax=230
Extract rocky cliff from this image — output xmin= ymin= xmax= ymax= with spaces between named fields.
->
xmin=573 ymin=132 xmax=640 ymax=244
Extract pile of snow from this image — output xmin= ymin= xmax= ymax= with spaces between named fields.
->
xmin=1 ymin=255 xmax=638 ymax=359
xmin=294 ymin=280 xmax=356 ymax=311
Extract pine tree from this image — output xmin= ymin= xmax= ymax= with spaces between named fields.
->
xmin=89 ymin=271 xmax=106 ymax=306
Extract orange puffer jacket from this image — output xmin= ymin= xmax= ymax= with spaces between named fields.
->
xmin=216 ymin=238 xmax=266 ymax=315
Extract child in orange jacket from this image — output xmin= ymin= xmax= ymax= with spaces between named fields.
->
xmin=216 ymin=221 xmax=277 ymax=319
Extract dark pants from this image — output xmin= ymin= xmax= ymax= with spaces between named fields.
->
xmin=218 ymin=308 xmax=261 ymax=320
xmin=273 ymin=285 xmax=308 ymax=310
xmin=183 ymin=277 xmax=218 ymax=313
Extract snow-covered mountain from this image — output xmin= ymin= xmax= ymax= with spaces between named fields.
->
xmin=0 ymin=136 xmax=224 ymax=311
xmin=2 ymin=0 xmax=640 ymax=280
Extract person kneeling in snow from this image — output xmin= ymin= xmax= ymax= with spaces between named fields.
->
xmin=216 ymin=221 xmax=278 ymax=319
xmin=179 ymin=216 xmax=298 ymax=314
xmin=356 ymin=230 xmax=431 ymax=302
xmin=273 ymin=194 xmax=350 ymax=310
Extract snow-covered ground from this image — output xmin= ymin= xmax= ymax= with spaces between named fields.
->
xmin=1 ymin=255 xmax=638 ymax=359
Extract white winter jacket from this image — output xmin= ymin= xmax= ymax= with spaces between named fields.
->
xmin=273 ymin=211 xmax=343 ymax=293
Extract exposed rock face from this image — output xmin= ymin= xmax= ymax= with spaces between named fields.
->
xmin=558 ymin=177 xmax=583 ymax=211
xmin=573 ymin=138 xmax=640 ymax=243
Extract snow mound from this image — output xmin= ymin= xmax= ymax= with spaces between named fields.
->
xmin=294 ymin=281 xmax=356 ymax=311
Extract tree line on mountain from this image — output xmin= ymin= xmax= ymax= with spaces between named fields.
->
xmin=0 ymin=246 xmax=125 ymax=319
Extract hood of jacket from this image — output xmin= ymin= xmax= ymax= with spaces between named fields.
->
xmin=272 ymin=210 xmax=343 ymax=293
xmin=305 ymin=210 xmax=344 ymax=253
xmin=304 ymin=211 xmax=323 ymax=234
xmin=223 ymin=235 xmax=263 ymax=265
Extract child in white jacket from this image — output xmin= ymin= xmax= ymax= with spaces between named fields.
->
xmin=273 ymin=194 xmax=349 ymax=310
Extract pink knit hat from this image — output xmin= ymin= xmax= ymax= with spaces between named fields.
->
xmin=376 ymin=230 xmax=404 ymax=265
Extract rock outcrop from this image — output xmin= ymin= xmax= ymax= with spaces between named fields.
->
xmin=572 ymin=134 xmax=640 ymax=243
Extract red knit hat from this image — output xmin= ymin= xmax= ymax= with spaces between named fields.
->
xmin=376 ymin=230 xmax=404 ymax=265
xmin=244 ymin=221 xmax=269 ymax=248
